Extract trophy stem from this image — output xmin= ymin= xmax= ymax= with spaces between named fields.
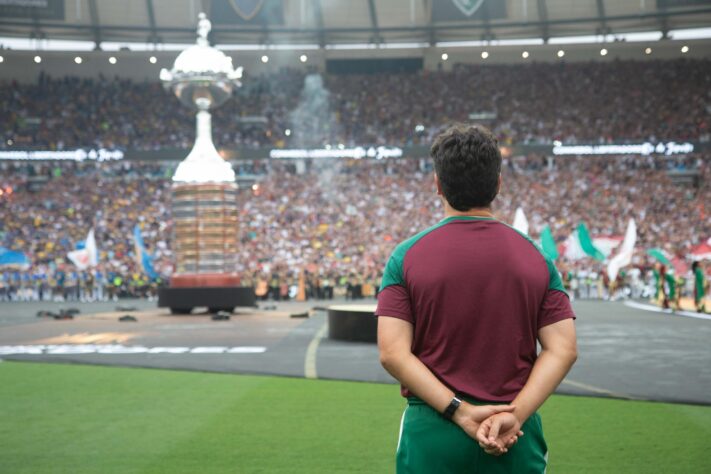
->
xmin=197 ymin=109 xmax=211 ymax=140
xmin=192 ymin=109 xmax=218 ymax=159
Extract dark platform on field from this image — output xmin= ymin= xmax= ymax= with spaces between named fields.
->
xmin=158 ymin=286 xmax=256 ymax=314
xmin=0 ymin=299 xmax=709 ymax=406
xmin=328 ymin=304 xmax=377 ymax=343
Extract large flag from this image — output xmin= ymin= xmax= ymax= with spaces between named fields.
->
xmin=607 ymin=219 xmax=637 ymax=281
xmin=512 ymin=207 xmax=529 ymax=235
xmin=540 ymin=225 xmax=559 ymax=260
xmin=210 ymin=0 xmax=284 ymax=25
xmin=133 ymin=224 xmax=158 ymax=279
xmin=0 ymin=247 xmax=30 ymax=269
xmin=431 ymin=0 xmax=507 ymax=22
xmin=67 ymin=228 xmax=98 ymax=270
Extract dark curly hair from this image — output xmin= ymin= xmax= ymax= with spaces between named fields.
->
xmin=430 ymin=124 xmax=502 ymax=211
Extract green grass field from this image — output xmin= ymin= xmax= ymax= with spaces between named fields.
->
xmin=0 ymin=361 xmax=709 ymax=473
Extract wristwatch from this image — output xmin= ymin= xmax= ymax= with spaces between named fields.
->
xmin=442 ymin=396 xmax=462 ymax=420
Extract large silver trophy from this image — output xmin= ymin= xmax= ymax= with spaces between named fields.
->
xmin=157 ymin=13 xmax=255 ymax=315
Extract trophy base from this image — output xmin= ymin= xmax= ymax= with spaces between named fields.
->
xmin=170 ymin=273 xmax=242 ymax=287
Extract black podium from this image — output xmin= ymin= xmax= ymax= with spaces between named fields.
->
xmin=327 ymin=304 xmax=378 ymax=343
xmin=158 ymin=286 xmax=255 ymax=314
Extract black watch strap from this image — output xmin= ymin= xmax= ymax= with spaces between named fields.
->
xmin=442 ymin=396 xmax=462 ymax=420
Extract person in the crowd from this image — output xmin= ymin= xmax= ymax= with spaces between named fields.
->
xmin=692 ymin=261 xmax=708 ymax=313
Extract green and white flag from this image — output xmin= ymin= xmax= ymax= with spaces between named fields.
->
xmin=564 ymin=222 xmax=606 ymax=261
xmin=512 ymin=207 xmax=529 ymax=235
xmin=607 ymin=219 xmax=637 ymax=281
xmin=577 ymin=222 xmax=605 ymax=261
xmin=647 ymin=247 xmax=671 ymax=266
xmin=540 ymin=225 xmax=559 ymax=260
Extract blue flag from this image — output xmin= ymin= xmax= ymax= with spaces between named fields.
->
xmin=0 ymin=247 xmax=30 ymax=268
xmin=133 ymin=225 xmax=158 ymax=279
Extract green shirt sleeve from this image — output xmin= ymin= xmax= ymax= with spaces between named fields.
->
xmin=380 ymin=246 xmax=406 ymax=291
xmin=545 ymin=257 xmax=567 ymax=294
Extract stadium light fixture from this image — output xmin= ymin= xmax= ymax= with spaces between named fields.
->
xmin=435 ymin=38 xmax=542 ymax=48
xmin=491 ymin=38 xmax=544 ymax=46
xmin=299 ymin=54 xmax=307 ymax=63
xmin=33 ymin=55 xmax=41 ymax=63
xmin=149 ymin=56 xmax=157 ymax=63
xmin=325 ymin=43 xmax=376 ymax=50
xmin=108 ymin=56 xmax=117 ymax=64
xmin=522 ymin=51 xmax=529 ymax=59
xmin=549 ymin=34 xmax=608 ymax=44
xmin=600 ymin=48 xmax=608 ymax=56
xmin=268 ymin=43 xmax=320 ymax=50
xmin=681 ymin=45 xmax=689 ymax=53
xmin=102 ymin=41 xmax=190 ymax=51
xmin=261 ymin=55 xmax=269 ymax=63
xmin=617 ymin=31 xmax=663 ymax=42
xmin=668 ymin=27 xmax=711 ymax=40
xmin=380 ymin=42 xmax=429 ymax=49
xmin=441 ymin=53 xmax=448 ymax=61
xmin=557 ymin=50 xmax=565 ymax=58
xmin=74 ymin=56 xmax=82 ymax=64
xmin=0 ymin=37 xmax=95 ymax=50
xmin=481 ymin=51 xmax=489 ymax=59
xmin=548 ymin=31 xmax=662 ymax=44
xmin=645 ymin=47 xmax=652 ymax=55
xmin=217 ymin=44 xmax=264 ymax=51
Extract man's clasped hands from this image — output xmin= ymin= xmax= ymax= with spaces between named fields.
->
xmin=451 ymin=402 xmax=524 ymax=456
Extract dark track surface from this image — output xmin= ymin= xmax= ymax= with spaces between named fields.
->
xmin=0 ymin=298 xmax=709 ymax=405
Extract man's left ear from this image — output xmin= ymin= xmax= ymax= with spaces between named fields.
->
xmin=434 ymin=173 xmax=443 ymax=196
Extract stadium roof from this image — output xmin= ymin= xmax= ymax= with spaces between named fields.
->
xmin=0 ymin=0 xmax=710 ymax=51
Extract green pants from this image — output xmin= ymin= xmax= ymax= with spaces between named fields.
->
xmin=396 ymin=397 xmax=547 ymax=474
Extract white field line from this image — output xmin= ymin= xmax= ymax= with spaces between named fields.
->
xmin=304 ymin=322 xmax=328 ymax=379
xmin=624 ymin=301 xmax=711 ymax=321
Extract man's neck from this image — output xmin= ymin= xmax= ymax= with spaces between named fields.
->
xmin=443 ymin=204 xmax=495 ymax=219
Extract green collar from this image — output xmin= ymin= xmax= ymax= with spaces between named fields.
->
xmin=441 ymin=215 xmax=496 ymax=223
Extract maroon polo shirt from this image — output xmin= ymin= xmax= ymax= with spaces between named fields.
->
xmin=375 ymin=216 xmax=575 ymax=402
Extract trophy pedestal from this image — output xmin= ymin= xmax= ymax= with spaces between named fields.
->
xmin=327 ymin=304 xmax=378 ymax=343
xmin=158 ymin=278 xmax=255 ymax=314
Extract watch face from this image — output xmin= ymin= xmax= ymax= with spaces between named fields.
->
xmin=444 ymin=397 xmax=462 ymax=420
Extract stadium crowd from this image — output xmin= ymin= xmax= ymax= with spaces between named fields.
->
xmin=1 ymin=58 xmax=710 ymax=151
xmin=0 ymin=154 xmax=708 ymax=302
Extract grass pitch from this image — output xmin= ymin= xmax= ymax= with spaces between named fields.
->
xmin=0 ymin=361 xmax=709 ymax=473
